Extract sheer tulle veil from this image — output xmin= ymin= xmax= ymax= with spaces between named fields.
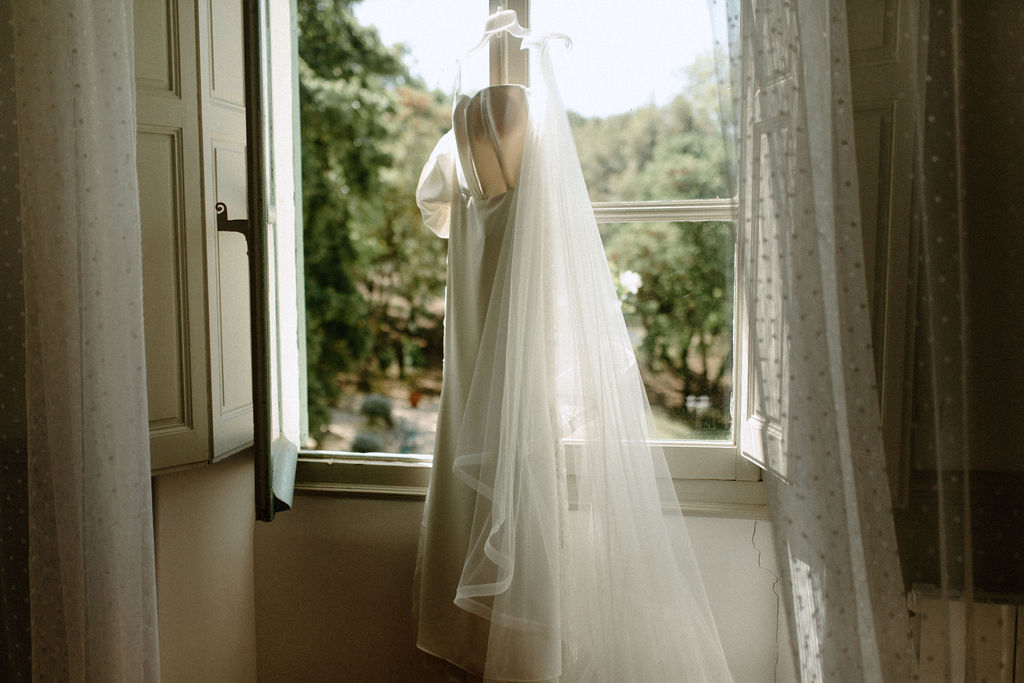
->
xmin=440 ymin=35 xmax=736 ymax=682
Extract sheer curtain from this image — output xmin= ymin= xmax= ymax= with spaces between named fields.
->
xmin=711 ymin=0 xmax=913 ymax=679
xmin=12 ymin=0 xmax=160 ymax=679
xmin=897 ymin=1 xmax=1022 ymax=680
xmin=711 ymin=0 xmax=1022 ymax=679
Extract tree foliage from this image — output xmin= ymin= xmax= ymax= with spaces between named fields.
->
xmin=298 ymin=2 xmax=734 ymax=438
xmin=573 ymin=56 xmax=735 ymax=431
xmin=355 ymin=85 xmax=450 ymax=383
xmin=300 ymin=0 xmax=407 ymax=437
xmin=571 ymin=55 xmax=731 ymax=203
xmin=604 ymin=222 xmax=734 ymax=431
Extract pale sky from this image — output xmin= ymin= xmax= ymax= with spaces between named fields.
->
xmin=353 ymin=0 xmax=715 ymax=118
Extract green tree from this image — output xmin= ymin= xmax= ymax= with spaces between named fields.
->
xmin=299 ymin=0 xmax=451 ymax=441
xmin=356 ymin=85 xmax=451 ymax=382
xmin=298 ymin=0 xmax=408 ymax=437
xmin=605 ymin=221 xmax=734 ymax=432
xmin=571 ymin=86 xmax=730 ymax=201
xmin=571 ymin=56 xmax=735 ymax=431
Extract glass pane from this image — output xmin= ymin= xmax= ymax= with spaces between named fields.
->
xmin=300 ymin=1 xmax=734 ymax=454
xmin=533 ymin=0 xmax=731 ymax=202
xmin=600 ymin=221 xmax=735 ymax=440
xmin=299 ymin=0 xmax=490 ymax=454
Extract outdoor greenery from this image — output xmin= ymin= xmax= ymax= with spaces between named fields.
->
xmin=604 ymin=221 xmax=734 ymax=435
xmin=299 ymin=0 xmax=735 ymax=443
xmin=298 ymin=0 xmax=450 ymax=439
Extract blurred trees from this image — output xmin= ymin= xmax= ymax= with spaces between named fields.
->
xmin=299 ymin=2 xmax=733 ymax=438
xmin=356 ymin=85 xmax=450 ymax=384
xmin=298 ymin=0 xmax=449 ymax=438
xmin=603 ymin=221 xmax=733 ymax=433
xmin=571 ymin=55 xmax=731 ymax=203
xmin=573 ymin=55 xmax=735 ymax=432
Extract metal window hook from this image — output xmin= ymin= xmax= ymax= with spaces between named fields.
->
xmin=216 ymin=202 xmax=252 ymax=245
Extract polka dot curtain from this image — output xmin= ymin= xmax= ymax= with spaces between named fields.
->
xmin=706 ymin=0 xmax=980 ymax=679
xmin=10 ymin=1 xmax=159 ymax=680
xmin=709 ymin=0 xmax=1024 ymax=676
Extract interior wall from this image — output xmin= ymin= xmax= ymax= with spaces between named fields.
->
xmin=254 ymin=494 xmax=793 ymax=683
xmin=153 ymin=454 xmax=258 ymax=683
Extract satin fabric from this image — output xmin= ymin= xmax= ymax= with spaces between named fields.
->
xmin=414 ymin=36 xmax=734 ymax=682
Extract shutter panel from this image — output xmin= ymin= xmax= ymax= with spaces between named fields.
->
xmin=199 ymin=0 xmax=256 ymax=459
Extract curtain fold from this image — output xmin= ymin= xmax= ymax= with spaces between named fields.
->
xmin=711 ymin=0 xmax=915 ymax=678
xmin=711 ymin=0 xmax=1023 ymax=678
xmin=12 ymin=0 xmax=160 ymax=679
xmin=899 ymin=1 xmax=1002 ymax=679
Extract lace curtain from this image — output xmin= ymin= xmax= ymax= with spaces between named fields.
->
xmin=11 ymin=0 xmax=160 ymax=679
xmin=712 ymin=0 xmax=1021 ymax=679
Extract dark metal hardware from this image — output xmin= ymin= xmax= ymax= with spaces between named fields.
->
xmin=216 ymin=202 xmax=253 ymax=243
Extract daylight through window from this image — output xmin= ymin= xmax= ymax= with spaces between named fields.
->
xmin=298 ymin=0 xmax=737 ymax=461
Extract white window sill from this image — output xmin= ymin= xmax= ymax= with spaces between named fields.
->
xmin=295 ymin=451 xmax=768 ymax=519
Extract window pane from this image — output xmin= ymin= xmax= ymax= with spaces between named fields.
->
xmin=300 ymin=1 xmax=734 ymax=455
xmin=533 ymin=0 xmax=731 ymax=202
xmin=300 ymin=0 xmax=488 ymax=454
xmin=600 ymin=221 xmax=735 ymax=440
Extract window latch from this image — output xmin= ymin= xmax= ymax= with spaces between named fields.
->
xmin=216 ymin=202 xmax=252 ymax=244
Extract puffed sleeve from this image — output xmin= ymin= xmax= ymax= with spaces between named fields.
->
xmin=415 ymin=130 xmax=458 ymax=238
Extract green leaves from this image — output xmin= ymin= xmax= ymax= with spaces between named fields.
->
xmin=299 ymin=0 xmax=449 ymax=439
xmin=603 ymin=220 xmax=734 ymax=432
xmin=571 ymin=53 xmax=731 ymax=202
xmin=300 ymin=0 xmax=404 ymax=435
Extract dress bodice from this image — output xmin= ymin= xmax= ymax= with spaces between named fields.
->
xmin=452 ymin=84 xmax=529 ymax=200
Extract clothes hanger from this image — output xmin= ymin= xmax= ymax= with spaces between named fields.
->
xmin=460 ymin=8 xmax=571 ymax=61
xmin=461 ymin=10 xmax=528 ymax=60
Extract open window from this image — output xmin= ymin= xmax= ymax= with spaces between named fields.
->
xmin=252 ymin=0 xmax=766 ymax=519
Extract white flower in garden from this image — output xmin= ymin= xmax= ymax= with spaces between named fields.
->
xmin=619 ymin=270 xmax=642 ymax=295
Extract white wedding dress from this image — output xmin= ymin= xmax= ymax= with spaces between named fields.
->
xmin=414 ymin=32 xmax=734 ymax=683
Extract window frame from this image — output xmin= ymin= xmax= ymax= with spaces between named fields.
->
xmin=588 ymin=197 xmax=764 ymax=517
xmin=289 ymin=0 xmax=766 ymax=519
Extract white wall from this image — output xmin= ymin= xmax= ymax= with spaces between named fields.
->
xmin=154 ymin=453 xmax=259 ymax=683
xmin=688 ymin=516 xmax=796 ymax=683
xmin=254 ymin=493 xmax=794 ymax=682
